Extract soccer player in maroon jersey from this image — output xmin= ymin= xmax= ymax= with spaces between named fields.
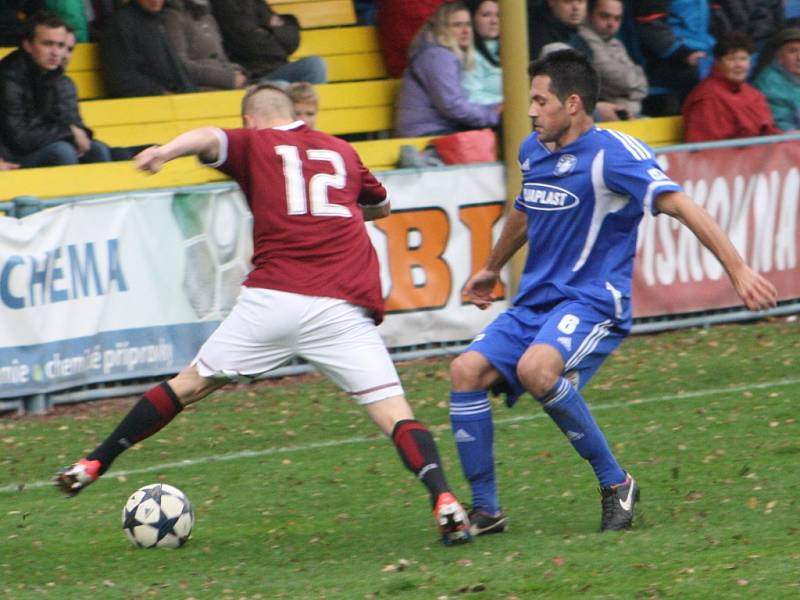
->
xmin=54 ymin=84 xmax=471 ymax=546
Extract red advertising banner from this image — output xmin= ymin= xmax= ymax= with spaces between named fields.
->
xmin=633 ymin=141 xmax=800 ymax=317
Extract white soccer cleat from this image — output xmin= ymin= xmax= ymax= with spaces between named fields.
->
xmin=434 ymin=492 xmax=472 ymax=545
xmin=53 ymin=458 xmax=102 ymax=497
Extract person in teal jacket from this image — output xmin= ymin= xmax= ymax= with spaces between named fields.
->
xmin=753 ymin=27 xmax=800 ymax=131
xmin=46 ymin=0 xmax=88 ymax=41
xmin=462 ymin=0 xmax=501 ymax=105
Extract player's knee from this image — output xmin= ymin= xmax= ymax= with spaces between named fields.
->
xmin=516 ymin=362 xmax=559 ymax=401
xmin=450 ymin=352 xmax=489 ymax=391
xmin=169 ymin=366 xmax=222 ymax=405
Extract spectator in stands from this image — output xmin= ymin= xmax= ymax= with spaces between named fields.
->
xmin=60 ymin=25 xmax=139 ymax=160
xmin=0 ymin=12 xmax=111 ymax=167
xmin=579 ymin=0 xmax=647 ymax=120
xmin=462 ymin=0 xmax=501 ymax=105
xmin=754 ymin=27 xmax=800 ymax=131
xmin=355 ymin=0 xmax=377 ymax=25
xmin=376 ymin=0 xmax=445 ymax=78
xmin=86 ymin=0 xmax=116 ymax=40
xmin=209 ymin=0 xmax=326 ymax=83
xmin=0 ymin=133 xmax=20 ymax=169
xmin=682 ymin=31 xmax=780 ymax=142
xmin=0 ymin=1 xmax=45 ymax=46
xmin=395 ymin=2 xmax=501 ymax=137
xmin=101 ymin=0 xmax=196 ymax=97
xmin=714 ymin=1 xmax=784 ymax=49
xmin=632 ymin=0 xmax=717 ymax=117
xmin=286 ymin=81 xmax=319 ymax=129
xmin=528 ymin=0 xmax=592 ymax=60
xmin=162 ymin=0 xmax=247 ymax=90
xmin=46 ymin=0 xmax=88 ymax=41
xmin=788 ymin=1 xmax=800 ymax=26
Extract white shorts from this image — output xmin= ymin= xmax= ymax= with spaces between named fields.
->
xmin=192 ymin=287 xmax=403 ymax=404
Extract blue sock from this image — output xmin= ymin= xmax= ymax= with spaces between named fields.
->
xmin=449 ymin=390 xmax=500 ymax=514
xmin=539 ymin=378 xmax=626 ymax=487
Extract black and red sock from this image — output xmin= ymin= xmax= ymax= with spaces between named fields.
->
xmin=391 ymin=419 xmax=450 ymax=506
xmin=87 ymin=382 xmax=183 ymax=474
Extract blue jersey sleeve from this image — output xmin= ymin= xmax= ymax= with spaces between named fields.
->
xmin=601 ymin=134 xmax=682 ymax=215
xmin=514 ymin=133 xmax=539 ymax=212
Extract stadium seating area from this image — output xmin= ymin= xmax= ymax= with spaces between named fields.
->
xmin=0 ymin=0 xmax=686 ymax=201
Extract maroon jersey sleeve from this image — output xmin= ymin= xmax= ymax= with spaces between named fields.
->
xmin=354 ymin=153 xmax=387 ymax=206
xmin=212 ymin=128 xmax=252 ymax=189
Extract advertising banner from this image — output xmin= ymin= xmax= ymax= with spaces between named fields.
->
xmin=0 ymin=188 xmax=253 ymax=397
xmin=634 ymin=142 xmax=800 ymax=316
xmin=0 ymin=165 xmax=510 ymax=398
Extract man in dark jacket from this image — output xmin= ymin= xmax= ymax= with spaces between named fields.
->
xmin=0 ymin=12 xmax=111 ymax=167
xmin=210 ymin=0 xmax=326 ymax=82
xmin=0 ymin=134 xmax=20 ymax=169
xmin=0 ymin=1 xmax=46 ymax=46
xmin=630 ymin=0 xmax=718 ymax=116
xmin=527 ymin=0 xmax=593 ymax=60
xmin=101 ymin=0 xmax=196 ymax=97
xmin=714 ymin=1 xmax=784 ymax=48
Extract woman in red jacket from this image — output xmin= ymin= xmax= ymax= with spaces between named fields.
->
xmin=682 ymin=31 xmax=781 ymax=142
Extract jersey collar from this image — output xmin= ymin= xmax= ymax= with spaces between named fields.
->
xmin=273 ymin=120 xmax=306 ymax=131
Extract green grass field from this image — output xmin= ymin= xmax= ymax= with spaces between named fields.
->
xmin=1 ymin=318 xmax=799 ymax=599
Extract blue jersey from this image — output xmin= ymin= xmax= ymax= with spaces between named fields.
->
xmin=513 ymin=126 xmax=681 ymax=323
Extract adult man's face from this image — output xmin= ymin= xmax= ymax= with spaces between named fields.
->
xmin=548 ymin=0 xmax=587 ymax=28
xmin=776 ymin=41 xmax=800 ymax=77
xmin=528 ymin=75 xmax=572 ymax=145
xmin=589 ymin=0 xmax=623 ymax=40
xmin=61 ymin=31 xmax=76 ymax=69
xmin=136 ymin=0 xmax=165 ymax=14
xmin=22 ymin=24 xmax=67 ymax=71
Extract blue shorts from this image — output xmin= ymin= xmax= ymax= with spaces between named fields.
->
xmin=467 ymin=301 xmax=629 ymax=406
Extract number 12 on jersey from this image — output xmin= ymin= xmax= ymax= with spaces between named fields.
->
xmin=275 ymin=145 xmax=352 ymax=218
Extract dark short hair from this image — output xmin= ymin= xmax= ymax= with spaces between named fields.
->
xmin=588 ymin=0 xmax=623 ymax=14
xmin=528 ymin=49 xmax=599 ymax=113
xmin=23 ymin=11 xmax=67 ymax=43
xmin=713 ymin=31 xmax=754 ymax=58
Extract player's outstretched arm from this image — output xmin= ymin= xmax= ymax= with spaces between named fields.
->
xmin=464 ymin=207 xmax=528 ymax=310
xmin=135 ymin=128 xmax=222 ymax=173
xmin=654 ymin=191 xmax=778 ymax=311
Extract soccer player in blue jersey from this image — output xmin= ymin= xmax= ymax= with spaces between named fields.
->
xmin=449 ymin=49 xmax=778 ymax=534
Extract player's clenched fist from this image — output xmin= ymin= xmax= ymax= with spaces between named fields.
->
xmin=135 ymin=146 xmax=167 ymax=173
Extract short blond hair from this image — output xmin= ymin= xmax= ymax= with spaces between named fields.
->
xmin=240 ymin=83 xmax=296 ymax=119
xmin=286 ymin=82 xmax=319 ymax=107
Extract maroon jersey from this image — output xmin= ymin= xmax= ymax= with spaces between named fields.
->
xmin=212 ymin=122 xmax=388 ymax=322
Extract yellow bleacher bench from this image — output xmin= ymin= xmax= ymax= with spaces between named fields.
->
xmin=78 ymin=79 xmax=401 ymax=147
xmin=0 ymin=25 xmax=385 ymax=100
xmin=599 ymin=117 xmax=684 ymax=148
xmin=269 ymin=0 xmax=356 ymax=28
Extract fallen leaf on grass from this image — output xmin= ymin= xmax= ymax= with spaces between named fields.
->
xmin=381 ymin=559 xmax=411 ymax=573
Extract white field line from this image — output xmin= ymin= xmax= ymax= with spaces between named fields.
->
xmin=2 ymin=377 xmax=798 ymax=495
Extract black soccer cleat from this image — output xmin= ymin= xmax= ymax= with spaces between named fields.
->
xmin=600 ymin=473 xmax=640 ymax=532
xmin=468 ymin=508 xmax=508 ymax=536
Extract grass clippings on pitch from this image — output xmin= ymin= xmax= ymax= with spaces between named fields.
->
xmin=1 ymin=317 xmax=799 ymax=599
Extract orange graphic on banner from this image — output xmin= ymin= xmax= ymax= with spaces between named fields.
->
xmin=374 ymin=208 xmax=451 ymax=311
xmin=459 ymin=203 xmax=506 ymax=302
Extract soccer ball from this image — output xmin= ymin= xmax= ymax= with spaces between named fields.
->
xmin=122 ymin=483 xmax=194 ymax=549
xmin=171 ymin=189 xmax=253 ymax=321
